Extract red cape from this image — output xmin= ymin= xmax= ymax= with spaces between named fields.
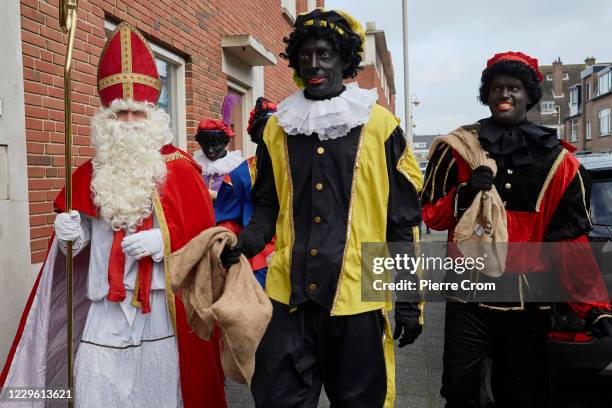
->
xmin=1 ymin=145 xmax=227 ymax=408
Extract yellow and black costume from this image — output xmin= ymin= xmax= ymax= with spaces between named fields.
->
xmin=235 ymin=8 xmax=423 ymax=408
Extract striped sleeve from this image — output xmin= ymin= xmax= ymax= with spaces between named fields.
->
xmin=420 ymin=143 xmax=457 ymax=205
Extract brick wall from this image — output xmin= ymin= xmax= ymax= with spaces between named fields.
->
xmin=347 ymin=65 xmax=394 ymax=113
xmin=582 ymin=95 xmax=612 ymax=152
xmin=21 ymin=0 xmax=322 ymax=263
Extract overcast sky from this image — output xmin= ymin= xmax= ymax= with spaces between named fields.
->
xmin=326 ymin=0 xmax=612 ymax=135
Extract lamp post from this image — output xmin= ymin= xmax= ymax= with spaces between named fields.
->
xmin=402 ymin=0 xmax=412 ymax=144
xmin=554 ymin=105 xmax=562 ymax=139
xmin=410 ymin=95 xmax=420 ymax=130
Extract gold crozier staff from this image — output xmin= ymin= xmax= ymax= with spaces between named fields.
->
xmin=59 ymin=1 xmax=78 ymax=406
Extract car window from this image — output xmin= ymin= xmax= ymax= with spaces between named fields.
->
xmin=591 ymin=177 xmax=612 ymax=226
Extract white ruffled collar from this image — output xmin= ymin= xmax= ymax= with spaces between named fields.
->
xmin=193 ymin=150 xmax=243 ymax=176
xmin=275 ymin=83 xmax=378 ymax=141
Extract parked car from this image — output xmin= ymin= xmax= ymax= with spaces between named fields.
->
xmin=548 ymin=153 xmax=612 ymax=376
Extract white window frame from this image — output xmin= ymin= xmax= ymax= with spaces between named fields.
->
xmin=585 ymin=83 xmax=591 ymax=101
xmin=598 ymin=71 xmax=611 ymax=96
xmin=227 ymin=79 xmax=252 ymax=156
xmin=307 ymin=0 xmax=317 ymax=11
xmin=281 ymin=0 xmax=297 ymax=23
xmin=104 ymin=21 xmax=187 ymax=149
xmin=599 ymin=108 xmax=611 ymax=137
xmin=586 ymin=121 xmax=592 ymax=140
xmin=569 ymin=119 xmax=578 ymax=142
xmin=540 ymin=101 xmax=556 ymax=114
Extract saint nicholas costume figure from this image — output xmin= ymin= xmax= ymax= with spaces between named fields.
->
xmin=1 ymin=22 xmax=227 ymax=408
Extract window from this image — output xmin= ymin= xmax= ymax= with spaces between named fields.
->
xmin=569 ymin=119 xmax=578 ymax=142
xmin=586 ymin=83 xmax=591 ymax=101
xmin=598 ymin=71 xmax=612 ymax=96
xmin=586 ymin=121 xmax=592 ymax=140
xmin=104 ymin=21 xmax=187 ymax=149
xmin=599 ymin=108 xmax=611 ymax=136
xmin=307 ymin=0 xmax=317 ymax=11
xmin=541 ymin=101 xmax=556 ymax=113
xmin=281 ymin=0 xmax=297 ymax=22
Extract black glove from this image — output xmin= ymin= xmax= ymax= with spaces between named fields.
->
xmin=456 ymin=165 xmax=495 ymax=218
xmin=586 ymin=308 xmax=612 ymax=338
xmin=469 ymin=165 xmax=495 ymax=191
xmin=220 ymin=235 xmax=244 ymax=269
xmin=393 ymin=302 xmax=423 ymax=347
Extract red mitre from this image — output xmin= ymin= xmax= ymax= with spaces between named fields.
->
xmin=97 ymin=22 xmax=161 ymax=107
xmin=486 ymin=51 xmax=544 ymax=82
xmin=197 ymin=119 xmax=235 ymax=137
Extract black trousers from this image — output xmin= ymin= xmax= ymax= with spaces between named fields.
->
xmin=441 ymin=302 xmax=550 ymax=408
xmin=251 ymin=300 xmax=388 ymax=408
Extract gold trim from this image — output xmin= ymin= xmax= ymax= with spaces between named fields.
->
xmin=131 ymin=272 xmax=142 ymax=308
xmin=120 ymin=25 xmax=133 ymax=100
xmin=162 ymin=151 xmax=185 ymax=163
xmin=303 ymin=19 xmax=347 ymax=35
xmin=577 ymin=169 xmax=593 ymax=229
xmin=396 ymin=145 xmax=422 ymax=192
xmin=381 ymin=309 xmax=396 ymax=408
xmin=423 ymin=145 xmax=450 ymax=203
xmin=593 ymin=314 xmax=612 ymax=325
xmin=98 ymin=22 xmax=160 ymax=103
xmin=478 ymin=275 xmax=525 ymax=311
xmin=412 ymin=225 xmax=426 ymax=326
xmin=249 ymin=156 xmax=258 ymax=185
xmin=99 ymin=72 xmax=161 ymax=92
xmin=535 ymin=149 xmax=568 ymax=212
xmin=454 ymin=182 xmax=468 ymax=219
xmin=152 ymin=192 xmax=177 ymax=333
xmin=282 ymin=133 xmax=296 ymax=298
xmin=331 ymin=125 xmax=367 ymax=316
xmin=442 ymin=158 xmax=456 ymax=195
xmin=478 ymin=303 xmax=524 ymax=311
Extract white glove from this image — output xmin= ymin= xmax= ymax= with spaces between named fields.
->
xmin=54 ymin=211 xmax=82 ymax=242
xmin=121 ymin=229 xmax=164 ymax=262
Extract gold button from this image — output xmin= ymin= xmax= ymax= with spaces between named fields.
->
xmin=314 ymin=216 xmax=322 ymax=224
xmin=310 ymin=248 xmax=318 ymax=256
xmin=315 ymin=183 xmax=323 ymax=191
xmin=507 ymin=169 xmax=514 ymax=175
xmin=317 ymin=147 xmax=325 ymax=155
xmin=308 ymin=283 xmax=317 ymax=292
xmin=505 ymin=183 xmax=512 ymax=189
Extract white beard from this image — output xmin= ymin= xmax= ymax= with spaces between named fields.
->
xmin=90 ymin=100 xmax=174 ymax=232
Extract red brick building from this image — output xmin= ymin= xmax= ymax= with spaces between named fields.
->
xmin=2 ymin=0 xmax=401 ymax=367
xmin=347 ymin=21 xmax=396 ymax=114
xmin=19 ymin=0 xmax=326 ymax=264
xmin=526 ymin=58 xmax=585 ymax=138
xmin=563 ymin=58 xmax=612 ymax=153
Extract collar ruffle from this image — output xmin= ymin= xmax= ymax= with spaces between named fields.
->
xmin=477 ymin=118 xmax=559 ymax=166
xmin=193 ymin=150 xmax=243 ymax=176
xmin=275 ymin=83 xmax=378 ymax=141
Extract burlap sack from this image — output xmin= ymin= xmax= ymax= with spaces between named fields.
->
xmin=166 ymin=226 xmax=272 ymax=385
xmin=430 ymin=125 xmax=508 ymax=277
